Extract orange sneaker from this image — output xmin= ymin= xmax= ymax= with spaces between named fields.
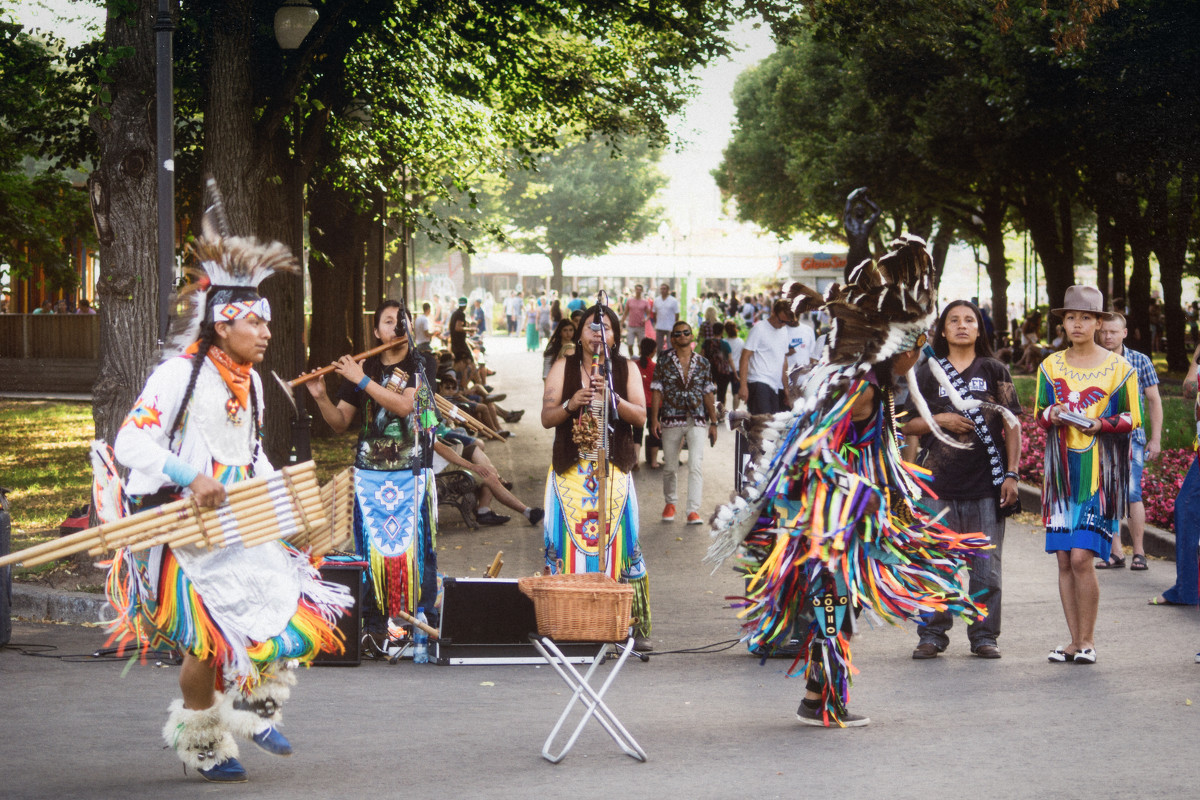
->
xmin=686 ymin=512 xmax=703 ymax=525
xmin=661 ymin=503 xmax=676 ymax=522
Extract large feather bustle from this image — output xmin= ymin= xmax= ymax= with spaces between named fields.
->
xmin=783 ymin=280 xmax=825 ymax=316
xmin=823 ymin=235 xmax=936 ymax=369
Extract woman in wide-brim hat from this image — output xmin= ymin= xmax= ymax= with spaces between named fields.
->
xmin=1035 ymin=285 xmax=1141 ymax=665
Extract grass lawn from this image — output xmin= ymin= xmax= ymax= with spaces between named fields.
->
xmin=0 ymin=398 xmax=357 ymax=561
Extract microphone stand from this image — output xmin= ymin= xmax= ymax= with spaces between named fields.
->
xmin=591 ymin=292 xmax=618 ymax=575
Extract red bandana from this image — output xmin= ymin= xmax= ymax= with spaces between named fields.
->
xmin=186 ymin=341 xmax=252 ymax=411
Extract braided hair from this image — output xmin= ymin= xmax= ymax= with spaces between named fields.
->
xmin=165 ymin=319 xmax=264 ymax=475
xmin=167 ymin=320 xmax=217 ymax=451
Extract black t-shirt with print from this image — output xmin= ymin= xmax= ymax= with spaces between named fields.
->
xmin=905 ymin=356 xmax=1022 ymax=500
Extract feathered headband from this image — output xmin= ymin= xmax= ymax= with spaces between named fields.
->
xmin=163 ymin=176 xmax=299 ymax=358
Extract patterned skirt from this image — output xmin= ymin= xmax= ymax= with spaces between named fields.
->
xmin=543 ymin=461 xmax=650 ymax=635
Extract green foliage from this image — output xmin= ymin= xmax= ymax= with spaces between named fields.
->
xmin=0 ymin=21 xmax=96 ymax=286
xmin=498 ymin=136 xmax=667 ymax=265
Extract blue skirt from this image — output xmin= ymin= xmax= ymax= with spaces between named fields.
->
xmin=1045 ymin=494 xmax=1115 ymax=560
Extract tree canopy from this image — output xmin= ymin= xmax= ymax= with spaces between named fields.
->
xmin=716 ymin=0 xmax=1199 ymax=364
xmin=498 ymin=136 xmax=667 ymax=293
xmin=1 ymin=0 xmax=744 ymax=453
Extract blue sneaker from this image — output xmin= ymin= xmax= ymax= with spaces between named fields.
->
xmin=252 ymin=726 xmax=293 ymax=756
xmin=198 ymin=756 xmax=248 ymax=782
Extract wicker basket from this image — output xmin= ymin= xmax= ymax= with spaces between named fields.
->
xmin=518 ymin=573 xmax=633 ymax=642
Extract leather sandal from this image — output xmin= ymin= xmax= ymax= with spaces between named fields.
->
xmin=1130 ymin=554 xmax=1148 ymax=571
xmin=1095 ymin=555 xmax=1126 ymax=569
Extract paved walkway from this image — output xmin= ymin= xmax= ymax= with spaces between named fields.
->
xmin=2 ymin=335 xmax=1197 ymax=799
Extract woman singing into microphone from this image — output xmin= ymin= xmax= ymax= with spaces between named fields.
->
xmin=541 ymin=303 xmax=652 ymax=651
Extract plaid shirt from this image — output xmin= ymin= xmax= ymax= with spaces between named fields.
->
xmin=1120 ymin=346 xmax=1157 ymax=445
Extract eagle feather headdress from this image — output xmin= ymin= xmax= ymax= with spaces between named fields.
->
xmin=162 ymin=176 xmax=299 ymax=359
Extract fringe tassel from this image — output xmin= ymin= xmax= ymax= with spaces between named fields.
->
xmin=794 ymin=634 xmax=855 ymax=726
xmin=629 ymin=574 xmax=651 ymax=637
xmin=105 ymin=545 xmax=352 ymax=690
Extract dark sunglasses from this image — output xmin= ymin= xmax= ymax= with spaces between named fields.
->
xmin=671 ymin=329 xmax=692 ymax=338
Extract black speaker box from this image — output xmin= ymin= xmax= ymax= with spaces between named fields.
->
xmin=435 ymin=577 xmax=596 ymax=665
xmin=313 ymin=563 xmax=364 ymax=666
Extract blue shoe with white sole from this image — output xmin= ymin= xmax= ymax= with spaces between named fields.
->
xmin=252 ymin=727 xmax=293 ymax=756
xmin=198 ymin=756 xmax=248 ymax=782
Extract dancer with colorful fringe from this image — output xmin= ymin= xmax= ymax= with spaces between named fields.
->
xmin=104 ymin=179 xmax=353 ymax=781
xmin=709 ymin=236 xmax=993 ymax=728
xmin=541 ymin=303 xmax=653 ymax=650
xmin=1036 ymin=286 xmax=1140 ymax=666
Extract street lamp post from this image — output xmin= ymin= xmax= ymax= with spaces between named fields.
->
xmin=275 ymin=0 xmax=318 ymax=463
xmin=154 ymin=0 xmax=175 ymax=343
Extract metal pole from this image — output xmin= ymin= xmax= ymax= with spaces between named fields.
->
xmin=290 ymin=101 xmax=312 ymax=463
xmin=154 ymin=0 xmax=175 ymax=344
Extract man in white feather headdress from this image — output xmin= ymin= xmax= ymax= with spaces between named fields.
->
xmin=709 ymin=235 xmax=995 ymax=728
xmin=103 ymin=179 xmax=352 ymax=782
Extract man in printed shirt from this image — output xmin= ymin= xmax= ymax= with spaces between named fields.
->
xmin=650 ymin=319 xmax=719 ymax=524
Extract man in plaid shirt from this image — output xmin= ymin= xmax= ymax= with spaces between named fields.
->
xmin=1097 ymin=313 xmax=1162 ymax=571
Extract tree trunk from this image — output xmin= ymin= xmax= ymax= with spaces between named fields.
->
xmin=929 ymin=221 xmax=955 ymax=293
xmin=549 ymin=249 xmax=565 ymax=296
xmin=1095 ymin=216 xmax=1111 ymax=305
xmin=1019 ymin=190 xmax=1076 ymax=311
xmin=90 ymin=0 xmax=160 ymax=449
xmin=307 ymin=178 xmax=368 ymax=437
xmin=1125 ymin=224 xmax=1152 ymax=354
xmin=1152 ymin=167 xmax=1196 ymax=373
xmin=978 ymin=197 xmax=1009 ymax=339
xmin=203 ymin=0 xmax=297 ymax=465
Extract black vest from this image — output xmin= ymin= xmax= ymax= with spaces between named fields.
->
xmin=552 ymin=352 xmax=637 ymax=474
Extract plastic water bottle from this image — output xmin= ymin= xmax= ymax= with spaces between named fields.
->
xmin=412 ymin=607 xmax=429 ymax=664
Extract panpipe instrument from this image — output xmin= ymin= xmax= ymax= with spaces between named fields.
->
xmin=433 ymin=394 xmax=503 ymax=441
xmin=285 ymin=468 xmax=354 ymax=557
xmin=0 ymin=462 xmax=324 ymax=569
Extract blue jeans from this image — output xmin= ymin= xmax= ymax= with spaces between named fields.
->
xmin=917 ymin=495 xmax=1005 ymax=650
xmin=1129 ymin=439 xmax=1145 ymax=503
xmin=1163 ymin=456 xmax=1200 ymax=605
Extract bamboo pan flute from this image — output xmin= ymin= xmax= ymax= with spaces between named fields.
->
xmin=286 ymin=467 xmax=355 ymax=557
xmin=0 ymin=462 xmax=326 ymax=570
xmin=434 ymin=394 xmax=502 ymax=441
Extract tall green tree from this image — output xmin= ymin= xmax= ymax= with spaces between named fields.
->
xmin=498 ymin=136 xmax=667 ymax=295
xmin=66 ymin=0 xmax=742 ymax=457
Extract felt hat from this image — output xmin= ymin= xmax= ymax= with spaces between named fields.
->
xmin=1052 ymin=285 xmax=1113 ymax=320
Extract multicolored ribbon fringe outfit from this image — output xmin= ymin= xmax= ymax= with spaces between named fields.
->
xmin=101 ymin=180 xmax=352 ymax=781
xmin=1035 ymin=349 xmax=1140 ymax=560
xmin=709 ymin=236 xmax=992 ymax=727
